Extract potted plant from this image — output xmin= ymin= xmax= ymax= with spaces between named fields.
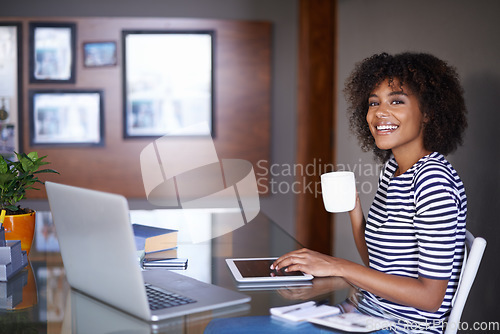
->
xmin=0 ymin=152 xmax=58 ymax=255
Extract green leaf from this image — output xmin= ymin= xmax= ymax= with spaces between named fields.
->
xmin=0 ymin=157 xmax=9 ymax=174
xmin=6 ymin=205 xmax=19 ymax=211
xmin=20 ymin=157 xmax=35 ymax=174
xmin=0 ymin=173 xmax=15 ymax=188
xmin=27 ymin=152 xmax=39 ymax=161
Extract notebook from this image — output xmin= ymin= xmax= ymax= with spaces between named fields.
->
xmin=45 ymin=181 xmax=250 ymax=322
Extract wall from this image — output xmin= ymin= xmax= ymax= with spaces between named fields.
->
xmin=336 ymin=0 xmax=500 ymax=326
xmin=1 ymin=0 xmax=300 ymax=236
xmin=5 ymin=16 xmax=272 ymax=198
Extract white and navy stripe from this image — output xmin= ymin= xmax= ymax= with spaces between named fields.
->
xmin=359 ymin=152 xmax=466 ymax=333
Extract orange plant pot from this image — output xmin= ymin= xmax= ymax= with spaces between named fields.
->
xmin=3 ymin=210 xmax=36 ymax=255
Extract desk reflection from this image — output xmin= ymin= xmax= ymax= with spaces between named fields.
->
xmin=276 ymin=276 xmax=354 ymax=303
xmin=0 ymin=209 xmax=351 ymax=333
xmin=66 ymin=289 xmax=252 ymax=334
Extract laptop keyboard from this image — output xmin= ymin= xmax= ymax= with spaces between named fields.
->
xmin=145 ymin=284 xmax=197 ymax=311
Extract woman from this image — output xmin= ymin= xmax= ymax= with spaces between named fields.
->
xmin=272 ymin=52 xmax=468 ymax=333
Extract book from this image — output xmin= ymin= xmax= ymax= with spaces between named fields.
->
xmin=143 ymin=247 xmax=178 ymax=261
xmin=132 ymin=224 xmax=178 ymax=254
xmin=143 ymin=258 xmax=188 ymax=270
xmin=270 ymin=301 xmax=340 ymax=322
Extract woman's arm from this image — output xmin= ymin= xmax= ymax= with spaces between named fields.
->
xmin=271 ymin=249 xmax=448 ymax=312
xmin=349 ymin=193 xmax=369 ymax=266
xmin=338 ymin=258 xmax=448 ymax=312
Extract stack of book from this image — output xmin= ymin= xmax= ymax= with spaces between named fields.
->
xmin=132 ymin=224 xmax=178 ymax=261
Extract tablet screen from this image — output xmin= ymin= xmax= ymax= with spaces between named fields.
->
xmin=233 ymin=259 xmax=305 ymax=278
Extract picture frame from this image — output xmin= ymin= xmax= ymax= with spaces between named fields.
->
xmin=83 ymin=41 xmax=117 ymax=67
xmin=122 ymin=30 xmax=214 ymax=138
xmin=29 ymin=89 xmax=104 ymax=146
xmin=0 ymin=22 xmax=22 ymax=159
xmin=29 ymin=22 xmax=76 ymax=84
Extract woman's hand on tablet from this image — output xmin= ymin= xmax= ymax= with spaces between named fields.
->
xmin=271 ymin=248 xmax=347 ymax=277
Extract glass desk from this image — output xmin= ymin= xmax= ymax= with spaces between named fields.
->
xmin=0 ymin=209 xmax=353 ymax=333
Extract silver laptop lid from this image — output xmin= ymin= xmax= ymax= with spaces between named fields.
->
xmin=45 ymin=181 xmax=151 ymax=320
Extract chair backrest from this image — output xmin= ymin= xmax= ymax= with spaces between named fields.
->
xmin=444 ymin=230 xmax=487 ymax=334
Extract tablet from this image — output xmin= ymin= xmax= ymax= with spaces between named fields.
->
xmin=226 ymin=257 xmax=314 ymax=283
xmin=236 ymin=281 xmax=313 ymax=291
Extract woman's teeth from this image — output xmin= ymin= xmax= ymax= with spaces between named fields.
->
xmin=376 ymin=125 xmax=398 ymax=131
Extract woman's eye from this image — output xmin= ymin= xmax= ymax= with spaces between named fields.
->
xmin=368 ymin=101 xmax=378 ymax=107
xmin=391 ymin=100 xmax=404 ymax=105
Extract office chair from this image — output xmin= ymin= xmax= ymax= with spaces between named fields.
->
xmin=444 ymin=230 xmax=487 ymax=334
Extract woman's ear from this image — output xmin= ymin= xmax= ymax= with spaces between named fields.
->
xmin=422 ymin=112 xmax=430 ymax=125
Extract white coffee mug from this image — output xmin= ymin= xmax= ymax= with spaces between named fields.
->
xmin=321 ymin=171 xmax=356 ymax=213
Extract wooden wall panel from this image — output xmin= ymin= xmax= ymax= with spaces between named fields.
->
xmin=1 ymin=17 xmax=271 ymax=199
xmin=295 ymin=0 xmax=336 ymax=253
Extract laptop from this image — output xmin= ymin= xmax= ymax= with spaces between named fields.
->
xmin=45 ymin=181 xmax=250 ymax=322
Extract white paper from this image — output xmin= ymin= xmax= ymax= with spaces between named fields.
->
xmin=308 ymin=312 xmax=395 ymax=333
xmin=270 ymin=301 xmax=340 ymax=322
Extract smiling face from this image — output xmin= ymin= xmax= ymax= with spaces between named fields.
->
xmin=366 ymin=79 xmax=428 ymax=160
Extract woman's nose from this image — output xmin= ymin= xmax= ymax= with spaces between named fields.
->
xmin=375 ymin=107 xmax=389 ymax=118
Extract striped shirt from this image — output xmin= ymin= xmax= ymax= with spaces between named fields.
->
xmin=359 ymin=152 xmax=466 ymax=333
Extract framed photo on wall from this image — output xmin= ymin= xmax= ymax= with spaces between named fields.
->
xmin=83 ymin=41 xmax=117 ymax=67
xmin=29 ymin=22 xmax=76 ymax=84
xmin=0 ymin=22 xmax=22 ymax=159
xmin=122 ymin=30 xmax=214 ymax=138
xmin=29 ymin=90 xmax=104 ymax=146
